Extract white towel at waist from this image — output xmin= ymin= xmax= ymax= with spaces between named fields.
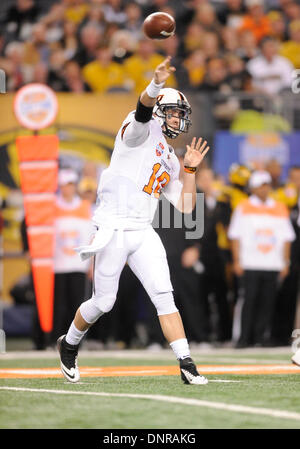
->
xmin=74 ymin=227 xmax=114 ymax=261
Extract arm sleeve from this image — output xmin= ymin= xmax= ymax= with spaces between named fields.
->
xmin=121 ymin=118 xmax=151 ymax=148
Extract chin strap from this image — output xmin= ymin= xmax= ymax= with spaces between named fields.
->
xmin=162 ymin=125 xmax=180 ymax=139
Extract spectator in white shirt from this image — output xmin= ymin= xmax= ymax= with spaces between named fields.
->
xmin=247 ymin=36 xmax=294 ymax=95
xmin=51 ymin=169 xmax=93 ymax=345
xmin=228 ymin=170 xmax=295 ymax=347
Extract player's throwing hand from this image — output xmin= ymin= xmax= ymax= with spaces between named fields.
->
xmin=184 ymin=137 xmax=210 ymax=169
xmin=154 ymin=56 xmax=176 ymax=85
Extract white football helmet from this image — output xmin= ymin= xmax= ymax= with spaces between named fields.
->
xmin=153 ymin=88 xmax=192 ymax=139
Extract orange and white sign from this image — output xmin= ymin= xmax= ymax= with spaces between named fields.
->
xmin=16 ymin=134 xmax=59 ymax=333
xmin=14 ymin=83 xmax=58 ymax=130
xmin=228 ymin=196 xmax=295 ymax=271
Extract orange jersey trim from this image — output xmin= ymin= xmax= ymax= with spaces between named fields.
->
xmin=121 ymin=122 xmax=130 ymax=140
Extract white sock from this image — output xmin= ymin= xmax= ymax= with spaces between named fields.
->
xmin=65 ymin=321 xmax=88 ymax=346
xmin=170 ymin=338 xmax=190 ymax=360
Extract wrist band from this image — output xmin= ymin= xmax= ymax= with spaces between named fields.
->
xmin=146 ymin=79 xmax=165 ymax=98
xmin=184 ymin=166 xmax=197 ymax=174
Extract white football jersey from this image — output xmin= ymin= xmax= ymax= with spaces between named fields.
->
xmin=93 ymin=111 xmax=183 ymax=230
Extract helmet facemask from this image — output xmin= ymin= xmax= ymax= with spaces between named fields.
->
xmin=154 ymin=97 xmax=192 ymax=139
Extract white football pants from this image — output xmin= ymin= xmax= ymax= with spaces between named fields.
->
xmin=79 ymin=226 xmax=178 ymax=324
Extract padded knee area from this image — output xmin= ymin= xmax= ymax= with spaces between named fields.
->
xmin=91 ymin=293 xmax=116 ymax=314
xmin=151 ymin=292 xmax=178 ymax=316
xmin=79 ymin=295 xmax=115 ymax=324
xmin=80 ymin=298 xmax=104 ymax=324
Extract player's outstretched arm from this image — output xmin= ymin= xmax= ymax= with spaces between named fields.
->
xmin=123 ymin=56 xmax=175 ymax=147
xmin=176 ymin=137 xmax=210 ymax=213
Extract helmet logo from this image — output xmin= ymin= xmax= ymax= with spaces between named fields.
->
xmin=156 ymin=94 xmax=164 ymax=103
xmin=178 ymin=91 xmax=184 ymax=101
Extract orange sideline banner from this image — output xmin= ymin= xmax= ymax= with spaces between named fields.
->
xmin=16 ymin=135 xmax=58 ymax=333
xmin=27 ymin=227 xmax=55 ymax=259
xmin=16 ymin=135 xmax=59 ymax=161
xmin=23 ymin=194 xmax=56 ymax=227
xmin=19 ymin=161 xmax=58 ymax=194
xmin=31 ymin=259 xmax=55 ymax=333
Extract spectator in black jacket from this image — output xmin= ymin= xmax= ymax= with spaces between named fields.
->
xmin=73 ymin=24 xmax=102 ymax=67
xmin=2 ymin=0 xmax=41 ymax=43
xmin=195 ymin=167 xmax=232 ymax=343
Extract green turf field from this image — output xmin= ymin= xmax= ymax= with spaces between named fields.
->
xmin=0 ymin=349 xmax=300 ymax=429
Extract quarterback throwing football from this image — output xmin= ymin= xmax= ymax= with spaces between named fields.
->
xmin=57 ymin=56 xmax=210 ymax=385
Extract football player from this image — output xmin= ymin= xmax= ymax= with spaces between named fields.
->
xmin=57 ymin=56 xmax=210 ymax=385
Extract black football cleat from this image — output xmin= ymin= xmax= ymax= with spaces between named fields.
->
xmin=57 ymin=335 xmax=80 ymax=383
xmin=180 ymin=357 xmax=208 ymax=385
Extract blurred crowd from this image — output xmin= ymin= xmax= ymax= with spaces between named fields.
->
xmin=1 ymin=0 xmax=300 ymax=351
xmin=8 ymin=156 xmax=299 ymax=351
xmin=0 ymin=0 xmax=300 ymax=96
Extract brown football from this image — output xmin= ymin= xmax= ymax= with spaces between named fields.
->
xmin=143 ymin=12 xmax=176 ymax=40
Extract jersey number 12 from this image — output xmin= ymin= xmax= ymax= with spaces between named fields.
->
xmin=143 ymin=163 xmax=170 ymax=198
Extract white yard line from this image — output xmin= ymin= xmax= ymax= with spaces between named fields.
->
xmin=0 ymin=386 xmax=299 ymax=422
xmin=208 ymin=380 xmax=242 ymax=383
